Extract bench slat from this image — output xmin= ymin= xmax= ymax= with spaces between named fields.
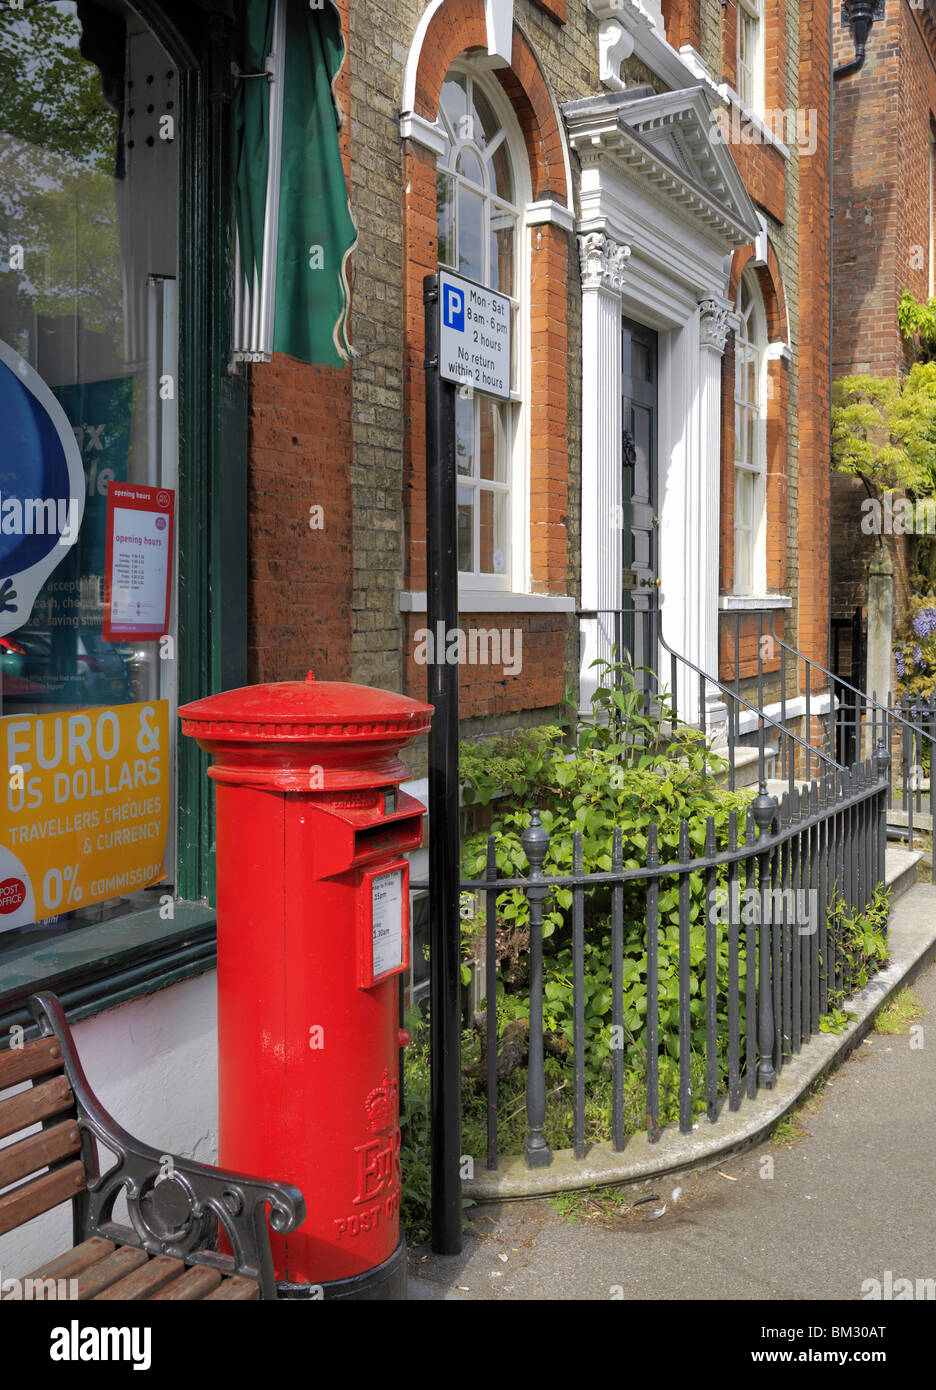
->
xmin=1 ymin=1239 xmax=116 ymax=1301
xmin=148 ymin=1264 xmax=223 ymax=1300
xmin=73 ymin=1245 xmax=149 ymax=1300
xmin=22 ymin=1238 xmax=116 ymax=1283
xmin=202 ymin=1274 xmax=260 ymax=1301
xmin=93 ymin=1254 xmax=184 ymax=1301
xmin=0 ymin=1119 xmax=81 ymax=1190
xmin=0 ymin=1037 xmax=64 ymax=1088
xmin=0 ymin=1160 xmax=85 ymax=1237
xmin=0 ymin=1074 xmax=74 ymax=1143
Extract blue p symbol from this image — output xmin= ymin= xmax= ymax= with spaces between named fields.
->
xmin=443 ymin=284 xmax=465 ymax=331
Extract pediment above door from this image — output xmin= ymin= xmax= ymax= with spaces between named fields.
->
xmin=564 ymin=85 xmax=761 ymax=253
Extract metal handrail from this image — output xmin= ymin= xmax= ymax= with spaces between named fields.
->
xmin=578 ymin=605 xmax=843 ymax=782
xmin=766 ymin=612 xmax=936 ymax=749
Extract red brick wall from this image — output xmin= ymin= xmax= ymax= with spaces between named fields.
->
xmin=245 ymin=0 xmax=354 ymax=685
xmin=796 ymin=0 xmax=832 ymax=671
xmin=832 ymin=7 xmax=906 ymax=378
xmin=402 ymin=614 xmax=566 ymax=719
xmin=719 ymin=610 xmax=786 ymax=681
xmin=661 ymin=0 xmax=701 ymax=53
xmin=831 ymin=3 xmax=936 ymax=678
xmin=831 ymin=4 xmax=936 ymax=379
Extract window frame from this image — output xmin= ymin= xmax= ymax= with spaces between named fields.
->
xmin=733 ymin=270 xmax=768 ymax=598
xmin=435 ymin=60 xmax=531 ymax=595
xmin=737 ymin=0 xmax=765 ymax=115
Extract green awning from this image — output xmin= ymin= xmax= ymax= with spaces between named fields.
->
xmin=233 ymin=0 xmax=356 ymax=366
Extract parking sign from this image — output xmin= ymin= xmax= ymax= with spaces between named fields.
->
xmin=443 ymin=282 xmax=465 ymax=332
xmin=438 ymin=270 xmax=511 ymax=400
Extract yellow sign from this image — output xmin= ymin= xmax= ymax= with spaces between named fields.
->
xmin=1 ymin=701 xmax=169 ymax=929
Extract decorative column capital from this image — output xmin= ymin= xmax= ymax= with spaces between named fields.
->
xmin=578 ymin=231 xmax=631 ymax=293
xmin=698 ymin=296 xmax=733 ymax=354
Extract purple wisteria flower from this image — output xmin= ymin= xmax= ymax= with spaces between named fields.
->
xmin=912 ymin=607 xmax=936 ymax=638
xmin=895 ymin=649 xmax=905 ymax=678
xmin=915 ymin=644 xmax=925 ymax=667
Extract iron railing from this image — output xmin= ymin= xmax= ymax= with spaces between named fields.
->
xmin=743 ymin=611 xmax=936 ymax=874
xmin=463 ymin=748 xmax=889 ymax=1168
xmin=420 ymin=603 xmax=923 ymax=1174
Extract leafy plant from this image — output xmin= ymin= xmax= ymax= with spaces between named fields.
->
xmin=399 ymin=1007 xmax=433 ymax=1244
xmin=455 ymin=659 xmax=757 ymax=1147
xmin=898 ymin=287 xmax=936 ymax=363
xmin=818 ymin=1006 xmax=857 ymax=1035
xmin=825 ymin=885 xmax=890 ymax=1007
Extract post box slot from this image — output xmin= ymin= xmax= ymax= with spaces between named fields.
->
xmin=352 ymin=816 xmax=422 ymax=865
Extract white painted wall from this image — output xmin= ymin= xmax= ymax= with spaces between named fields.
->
xmin=0 ymin=971 xmax=218 ymax=1278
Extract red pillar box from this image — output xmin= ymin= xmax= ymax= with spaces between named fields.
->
xmin=179 ymin=673 xmax=432 ymax=1300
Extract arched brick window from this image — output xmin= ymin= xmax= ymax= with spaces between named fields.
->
xmin=436 ymin=63 xmax=530 ymax=590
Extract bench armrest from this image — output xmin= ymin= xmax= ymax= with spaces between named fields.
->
xmin=29 ymin=992 xmax=306 ymax=1301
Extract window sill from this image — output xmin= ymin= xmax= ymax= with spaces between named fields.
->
xmin=400 ymin=591 xmax=577 ymax=614
xmin=715 ymin=84 xmax=792 ymax=161
xmin=0 ymin=901 xmax=216 ymax=1036
xmin=719 ymin=593 xmax=793 ymax=610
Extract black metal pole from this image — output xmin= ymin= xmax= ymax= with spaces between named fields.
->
xmin=424 ymin=274 xmax=462 ymax=1256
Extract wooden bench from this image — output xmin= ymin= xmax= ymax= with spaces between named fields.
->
xmin=0 ymin=991 xmax=305 ymax=1301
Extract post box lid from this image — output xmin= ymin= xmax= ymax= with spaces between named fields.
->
xmin=179 ymin=672 xmax=433 ymax=744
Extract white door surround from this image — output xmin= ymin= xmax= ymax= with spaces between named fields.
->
xmin=564 ymin=84 xmax=761 ymax=721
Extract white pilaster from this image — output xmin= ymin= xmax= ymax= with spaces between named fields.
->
xmin=696 ymin=296 xmax=731 ymax=720
xmin=578 ymin=231 xmax=630 ymax=712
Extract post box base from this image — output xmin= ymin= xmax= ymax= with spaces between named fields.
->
xmin=277 ymin=1238 xmax=408 ymax=1301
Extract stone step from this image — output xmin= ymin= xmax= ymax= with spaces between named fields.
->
xmin=885 ymin=846 xmax=923 ymax=902
xmin=712 ymin=743 xmax=778 ymax=789
xmin=887 ymin=807 xmax=933 ymax=836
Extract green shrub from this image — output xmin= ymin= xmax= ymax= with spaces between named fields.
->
xmin=457 ymin=661 xmax=756 ymax=1147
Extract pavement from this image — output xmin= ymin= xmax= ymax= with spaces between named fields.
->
xmin=408 ymin=925 xmax=936 ymax=1301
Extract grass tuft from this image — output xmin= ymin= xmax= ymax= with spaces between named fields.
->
xmin=873 ymin=987 xmax=925 ymax=1035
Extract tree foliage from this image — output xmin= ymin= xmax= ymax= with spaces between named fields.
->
xmin=0 ymin=4 xmax=121 ymax=343
xmin=831 ymin=365 xmax=936 ymax=495
xmin=0 ymin=5 xmax=116 ymax=171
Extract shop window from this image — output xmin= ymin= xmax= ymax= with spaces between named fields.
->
xmin=436 ymin=65 xmax=527 ymax=591
xmin=737 ymin=0 xmax=764 ymax=113
xmin=733 ymin=271 xmax=767 ymax=595
xmin=1 ymin=3 xmax=179 ymax=958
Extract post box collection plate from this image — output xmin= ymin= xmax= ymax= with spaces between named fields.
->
xmin=357 ymin=859 xmax=409 ymax=988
